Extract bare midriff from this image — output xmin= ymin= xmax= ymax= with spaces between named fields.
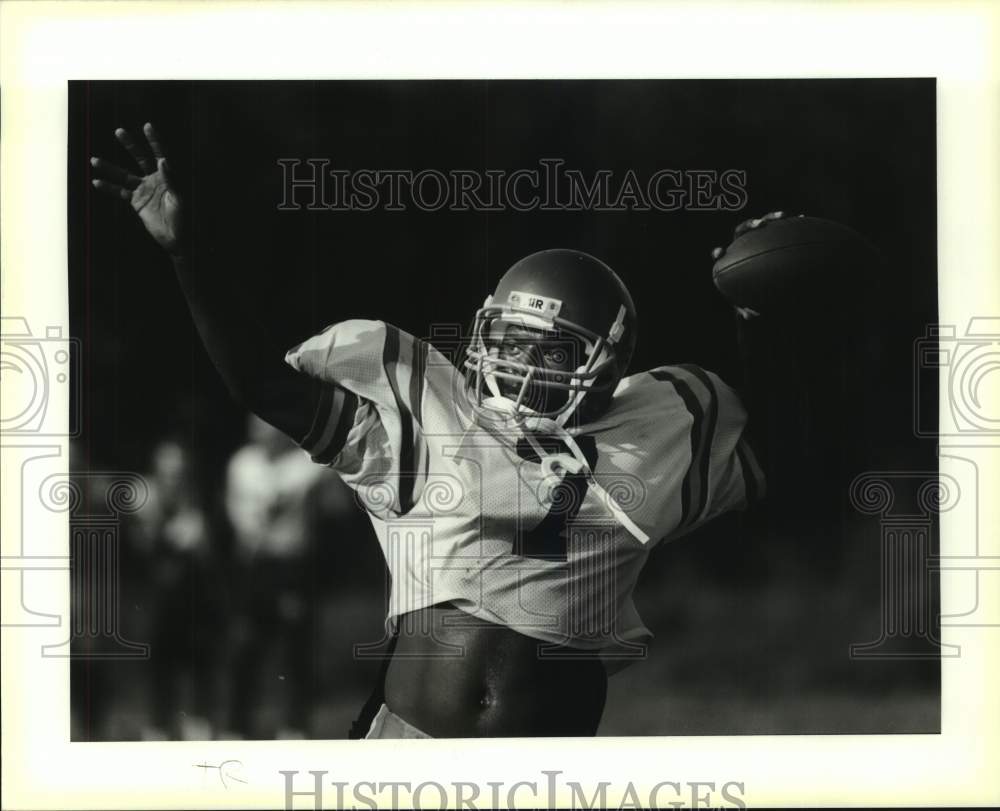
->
xmin=383 ymin=603 xmax=608 ymax=737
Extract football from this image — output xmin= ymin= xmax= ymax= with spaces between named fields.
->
xmin=711 ymin=215 xmax=879 ymax=314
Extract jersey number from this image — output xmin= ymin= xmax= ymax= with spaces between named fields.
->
xmin=514 ymin=435 xmax=599 ymax=561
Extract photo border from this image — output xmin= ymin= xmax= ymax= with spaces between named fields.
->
xmin=2 ymin=1 xmax=998 ymax=808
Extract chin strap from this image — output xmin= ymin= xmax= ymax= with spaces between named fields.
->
xmin=535 ymin=419 xmax=650 ymax=546
xmin=481 ymin=401 xmax=649 ymax=546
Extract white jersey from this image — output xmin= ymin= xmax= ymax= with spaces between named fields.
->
xmin=285 ymin=319 xmax=764 ymax=665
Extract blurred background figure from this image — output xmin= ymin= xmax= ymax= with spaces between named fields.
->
xmin=223 ymin=414 xmax=329 ymax=739
xmin=71 ymin=408 xmax=391 ymax=742
xmin=131 ymin=438 xmax=219 ymax=740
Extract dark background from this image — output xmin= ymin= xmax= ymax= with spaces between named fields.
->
xmin=68 ymin=79 xmax=939 ymax=739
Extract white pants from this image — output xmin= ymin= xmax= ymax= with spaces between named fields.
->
xmin=364 ymin=703 xmax=432 ymax=739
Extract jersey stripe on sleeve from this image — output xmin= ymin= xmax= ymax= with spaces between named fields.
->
xmin=284 ymin=319 xmax=434 ymax=516
xmin=649 ymin=365 xmax=720 ymax=529
xmin=736 ymin=436 xmax=766 ymax=504
xmin=649 ymin=368 xmax=697 ymax=526
xmin=382 ymin=324 xmax=429 ymax=513
xmin=678 ymin=364 xmax=720 ymax=525
xmin=312 ymin=388 xmax=361 ymax=465
xmin=299 ymin=380 xmax=360 ymax=464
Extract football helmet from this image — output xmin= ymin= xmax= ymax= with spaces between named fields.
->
xmin=464 ymin=249 xmax=638 ymax=427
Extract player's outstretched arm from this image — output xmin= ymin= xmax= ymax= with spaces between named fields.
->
xmin=91 ymin=123 xmax=321 ymax=443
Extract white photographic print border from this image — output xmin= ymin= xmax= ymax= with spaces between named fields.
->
xmin=2 ymin=1 xmax=998 ymax=808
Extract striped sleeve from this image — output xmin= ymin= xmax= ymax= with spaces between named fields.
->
xmin=296 ymin=380 xmax=360 ymax=464
xmin=284 ymin=319 xmax=430 ymax=516
xmin=649 ymin=364 xmax=766 ymax=532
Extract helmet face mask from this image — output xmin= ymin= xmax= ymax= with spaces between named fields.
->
xmin=465 ymin=309 xmax=616 ymax=421
xmin=463 ymin=249 xmax=637 ymax=428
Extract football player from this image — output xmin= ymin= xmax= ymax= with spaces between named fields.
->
xmin=92 ymin=123 xmax=767 ymax=738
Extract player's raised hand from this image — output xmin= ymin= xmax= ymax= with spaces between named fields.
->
xmin=90 ymin=122 xmax=185 ymax=256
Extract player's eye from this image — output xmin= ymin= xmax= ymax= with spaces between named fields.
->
xmin=543 ymin=348 xmax=568 ymax=366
